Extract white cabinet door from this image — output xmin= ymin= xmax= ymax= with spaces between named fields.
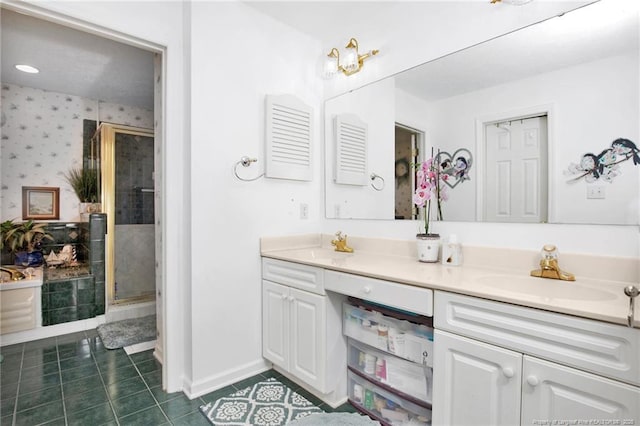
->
xmin=289 ymin=287 xmax=326 ymax=392
xmin=522 ymin=356 xmax=640 ymax=425
xmin=262 ymin=280 xmax=289 ymax=370
xmin=433 ymin=330 xmax=522 ymax=426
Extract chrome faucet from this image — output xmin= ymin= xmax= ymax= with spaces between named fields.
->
xmin=0 ymin=267 xmax=25 ymax=281
xmin=530 ymin=244 xmax=575 ymax=281
xmin=331 ymin=231 xmax=354 ymax=253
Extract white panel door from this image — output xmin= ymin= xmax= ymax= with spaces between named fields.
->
xmin=289 ymin=287 xmax=326 ymax=392
xmin=485 ymin=116 xmax=548 ymax=222
xmin=262 ymin=280 xmax=289 ymax=370
xmin=432 ymin=330 xmax=522 ymax=426
xmin=522 ymin=356 xmax=640 ymax=425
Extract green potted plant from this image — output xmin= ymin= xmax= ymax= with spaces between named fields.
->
xmin=1 ymin=219 xmax=53 ymax=266
xmin=64 ymin=167 xmax=100 ymax=219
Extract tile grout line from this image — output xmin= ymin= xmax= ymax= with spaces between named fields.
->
xmin=10 ymin=343 xmax=25 ymax=426
xmin=56 ymin=336 xmax=69 ymax=426
xmin=90 ymin=334 xmax=122 ymax=426
xmin=127 ymin=353 xmax=172 ymax=425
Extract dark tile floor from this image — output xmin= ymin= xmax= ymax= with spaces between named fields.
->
xmin=0 ymin=330 xmax=354 ymax=425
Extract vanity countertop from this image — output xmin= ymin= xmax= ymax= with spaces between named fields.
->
xmin=260 ymin=234 xmax=639 ymax=328
xmin=0 ymin=266 xmax=44 ymax=290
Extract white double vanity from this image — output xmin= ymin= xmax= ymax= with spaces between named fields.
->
xmin=261 ymin=234 xmax=639 ymax=426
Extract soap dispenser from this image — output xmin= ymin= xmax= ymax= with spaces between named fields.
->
xmin=441 ymin=234 xmax=462 ymax=266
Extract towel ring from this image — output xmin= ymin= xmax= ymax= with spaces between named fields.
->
xmin=370 ymin=173 xmax=385 ymax=191
xmin=233 ymin=156 xmax=264 ymax=182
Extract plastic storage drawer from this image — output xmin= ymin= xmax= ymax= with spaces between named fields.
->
xmin=343 ymin=302 xmax=433 ymax=365
xmin=348 ymin=369 xmax=431 ymax=426
xmin=347 ymin=338 xmax=432 ymax=403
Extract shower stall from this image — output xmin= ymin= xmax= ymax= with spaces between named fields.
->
xmin=92 ymin=123 xmax=156 ymax=306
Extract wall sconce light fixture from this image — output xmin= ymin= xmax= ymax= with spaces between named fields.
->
xmin=324 ymin=38 xmax=379 ymax=78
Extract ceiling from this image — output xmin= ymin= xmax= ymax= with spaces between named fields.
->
xmin=394 ymin=0 xmax=639 ymax=101
xmin=1 ymin=8 xmax=154 ymax=110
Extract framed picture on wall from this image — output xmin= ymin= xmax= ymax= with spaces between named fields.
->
xmin=22 ymin=186 xmax=60 ymax=220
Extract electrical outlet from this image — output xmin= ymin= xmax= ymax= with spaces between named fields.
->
xmin=300 ymin=203 xmax=309 ymax=219
xmin=587 ymin=186 xmax=605 ymax=199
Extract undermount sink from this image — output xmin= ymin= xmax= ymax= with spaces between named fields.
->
xmin=474 ymin=274 xmax=618 ymax=301
xmin=306 ymin=248 xmax=353 ymax=261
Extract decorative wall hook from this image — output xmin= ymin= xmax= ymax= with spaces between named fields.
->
xmin=233 ymin=156 xmax=264 ymax=182
xmin=370 ymin=173 xmax=385 ymax=191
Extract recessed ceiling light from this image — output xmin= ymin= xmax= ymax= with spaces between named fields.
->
xmin=15 ymin=64 xmax=39 ymax=74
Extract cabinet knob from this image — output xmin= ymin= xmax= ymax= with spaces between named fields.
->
xmin=288 ymin=296 xmax=295 ymax=302
xmin=363 ymin=286 xmax=371 ymax=294
xmin=281 ymin=294 xmax=287 ymax=300
xmin=526 ymin=375 xmax=539 ymax=387
xmin=502 ymin=367 xmax=515 ymax=378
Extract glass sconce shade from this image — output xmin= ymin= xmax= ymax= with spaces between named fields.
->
xmin=323 ymin=51 xmax=339 ymax=78
xmin=343 ymin=46 xmax=359 ymax=72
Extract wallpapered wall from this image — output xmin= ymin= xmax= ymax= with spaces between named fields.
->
xmin=1 ymin=83 xmax=153 ymax=222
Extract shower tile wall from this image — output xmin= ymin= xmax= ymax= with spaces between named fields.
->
xmin=0 ymin=82 xmax=153 ymax=222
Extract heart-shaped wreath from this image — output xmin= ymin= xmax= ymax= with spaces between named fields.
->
xmin=436 ymin=148 xmax=473 ymax=189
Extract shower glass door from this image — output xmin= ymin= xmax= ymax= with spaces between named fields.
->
xmin=100 ymin=123 xmax=155 ymax=304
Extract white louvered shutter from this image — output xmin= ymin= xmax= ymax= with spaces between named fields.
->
xmin=265 ymin=94 xmax=313 ymax=181
xmin=334 ymin=114 xmax=368 ymax=185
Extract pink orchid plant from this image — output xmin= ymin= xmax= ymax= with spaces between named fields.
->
xmin=413 ymin=153 xmax=448 ymax=236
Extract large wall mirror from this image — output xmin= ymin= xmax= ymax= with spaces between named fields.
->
xmin=325 ymin=0 xmax=639 ymax=225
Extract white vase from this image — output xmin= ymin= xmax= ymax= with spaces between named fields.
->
xmin=416 ymin=233 xmax=440 ymax=263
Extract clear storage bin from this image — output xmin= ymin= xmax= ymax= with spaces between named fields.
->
xmin=348 ymin=338 xmax=432 ymax=403
xmin=343 ymin=302 xmax=433 ymax=365
xmin=348 ymin=369 xmax=432 ymax=426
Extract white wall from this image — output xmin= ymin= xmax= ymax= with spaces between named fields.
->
xmin=187 ymin=1 xmax=323 ymax=396
xmin=428 ymin=53 xmax=639 ymax=225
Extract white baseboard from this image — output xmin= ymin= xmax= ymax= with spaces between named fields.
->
xmin=124 ymin=339 xmax=157 ymax=355
xmin=183 ymin=358 xmax=271 ymax=400
xmin=273 ymin=366 xmax=347 ymax=408
xmin=154 ymin=341 xmax=164 ymax=364
xmin=0 ymin=315 xmax=106 ymax=346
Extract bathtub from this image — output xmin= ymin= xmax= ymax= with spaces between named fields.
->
xmin=0 ymin=267 xmax=43 ymax=334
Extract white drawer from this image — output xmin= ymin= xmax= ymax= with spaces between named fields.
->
xmin=262 ymin=258 xmax=324 ymax=295
xmin=435 ymin=291 xmax=640 ymax=386
xmin=325 ymin=270 xmax=433 ymax=316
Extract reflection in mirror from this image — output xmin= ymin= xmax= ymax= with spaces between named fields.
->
xmin=324 ymin=0 xmax=639 ymax=225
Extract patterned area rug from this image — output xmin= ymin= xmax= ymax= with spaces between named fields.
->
xmin=96 ymin=315 xmax=156 ymax=349
xmin=200 ymin=378 xmax=323 ymax=426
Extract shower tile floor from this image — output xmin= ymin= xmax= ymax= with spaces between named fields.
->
xmin=0 ymin=330 xmax=355 ymax=425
